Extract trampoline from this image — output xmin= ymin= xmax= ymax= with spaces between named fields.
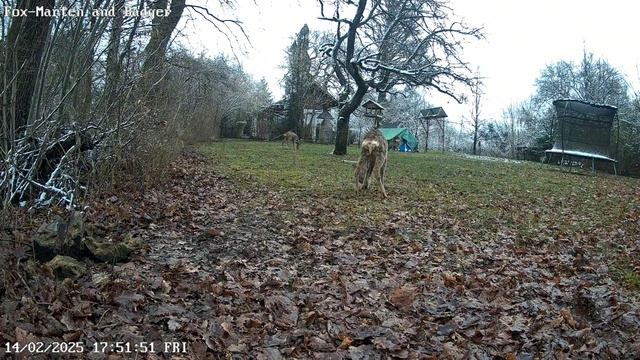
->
xmin=545 ymin=99 xmax=619 ymax=174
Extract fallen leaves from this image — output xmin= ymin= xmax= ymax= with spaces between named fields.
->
xmin=338 ymin=336 xmax=353 ymax=349
xmin=2 ymin=149 xmax=640 ymax=359
xmin=389 ymin=286 xmax=416 ymax=310
xmin=265 ymin=295 xmax=299 ymax=329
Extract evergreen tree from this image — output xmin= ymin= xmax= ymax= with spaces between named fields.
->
xmin=283 ymin=24 xmax=312 ymax=137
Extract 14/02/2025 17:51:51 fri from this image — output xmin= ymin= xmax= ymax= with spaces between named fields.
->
xmin=93 ymin=341 xmax=188 ymax=353
xmin=3 ymin=341 xmax=188 ymax=354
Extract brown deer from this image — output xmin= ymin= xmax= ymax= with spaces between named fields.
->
xmin=355 ymin=128 xmax=388 ymax=198
xmin=282 ymin=131 xmax=300 ymax=150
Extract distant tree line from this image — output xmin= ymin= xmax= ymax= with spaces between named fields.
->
xmin=281 ymin=14 xmax=640 ymax=176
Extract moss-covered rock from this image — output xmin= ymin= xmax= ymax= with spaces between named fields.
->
xmin=47 ymin=255 xmax=87 ymax=280
xmin=91 ymin=272 xmax=111 ymax=287
xmin=123 ymin=233 xmax=143 ymax=250
xmin=33 ymin=212 xmax=88 ymax=262
xmin=33 ymin=222 xmax=60 ymax=262
xmin=33 ymin=212 xmax=136 ymax=265
xmin=85 ymin=237 xmax=131 ymax=263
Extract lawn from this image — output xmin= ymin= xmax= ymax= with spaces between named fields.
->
xmin=203 ymin=140 xmax=639 ymax=256
xmin=195 ymin=139 xmax=640 ymax=356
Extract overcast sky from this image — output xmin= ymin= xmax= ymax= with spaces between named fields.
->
xmin=185 ymin=0 xmax=640 ymax=123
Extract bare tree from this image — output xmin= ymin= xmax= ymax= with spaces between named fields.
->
xmin=308 ymin=30 xmax=341 ymax=94
xmin=318 ymin=0 xmax=482 ymax=155
xmin=384 ymin=90 xmax=427 ymax=149
xmin=526 ymin=50 xmax=631 ymax=150
xmin=534 ymin=50 xmax=629 ymax=108
xmin=141 ymin=0 xmax=186 ymax=103
xmin=470 ymin=71 xmax=482 ymax=155
xmin=0 ymin=0 xmax=251 ymax=209
xmin=502 ymin=102 xmax=528 ymax=158
xmin=1 ymin=0 xmax=122 ymax=208
xmin=2 ymin=0 xmax=55 ymax=143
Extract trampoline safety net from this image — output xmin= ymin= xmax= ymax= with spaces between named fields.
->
xmin=552 ymin=99 xmax=617 ymax=158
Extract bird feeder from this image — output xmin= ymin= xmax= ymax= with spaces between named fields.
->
xmin=318 ymin=108 xmax=334 ymax=122
xmin=316 ymin=109 xmax=335 ymax=144
xmin=362 ymin=100 xmax=384 ymax=128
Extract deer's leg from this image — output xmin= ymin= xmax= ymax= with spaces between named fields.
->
xmin=355 ymin=159 xmax=367 ymax=193
xmin=363 ymin=160 xmax=375 ymax=190
xmin=373 ymin=158 xmax=388 ymax=198
xmin=356 ymin=174 xmax=364 ymax=193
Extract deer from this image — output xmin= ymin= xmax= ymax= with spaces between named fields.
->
xmin=282 ymin=131 xmax=300 ymax=150
xmin=355 ymin=128 xmax=388 ymax=198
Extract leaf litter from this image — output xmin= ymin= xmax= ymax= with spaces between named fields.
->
xmin=1 ymin=149 xmax=639 ymax=359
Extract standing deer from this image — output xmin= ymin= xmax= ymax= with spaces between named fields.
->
xmin=355 ymin=128 xmax=388 ymax=198
xmin=282 ymin=131 xmax=300 ymax=150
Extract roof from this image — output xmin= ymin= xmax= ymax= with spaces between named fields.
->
xmin=307 ymin=83 xmax=338 ymax=109
xmin=261 ymin=100 xmax=287 ymax=116
xmin=379 ymin=128 xmax=405 ymax=139
xmin=379 ymin=128 xmax=418 ymax=150
xmin=420 ymin=107 xmax=448 ymax=118
xmin=317 ymin=108 xmax=334 ymax=120
xmin=264 ymin=83 xmax=338 ymax=114
xmin=362 ymin=100 xmax=384 ymax=110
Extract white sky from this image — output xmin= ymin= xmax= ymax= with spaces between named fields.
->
xmin=184 ymin=0 xmax=640 ymax=124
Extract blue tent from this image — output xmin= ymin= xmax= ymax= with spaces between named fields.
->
xmin=379 ymin=128 xmax=418 ymax=151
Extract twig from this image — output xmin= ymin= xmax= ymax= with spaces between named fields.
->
xmin=96 ymin=309 xmax=110 ymax=328
xmin=15 ymin=266 xmax=35 ymax=301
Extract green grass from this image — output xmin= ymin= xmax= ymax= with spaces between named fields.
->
xmin=619 ymin=269 xmax=640 ymax=289
xmin=204 ymin=140 xmax=638 ymax=227
xmin=202 ymin=140 xmax=640 ymax=284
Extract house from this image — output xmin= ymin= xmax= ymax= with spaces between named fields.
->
xmin=252 ymin=83 xmax=338 ymax=141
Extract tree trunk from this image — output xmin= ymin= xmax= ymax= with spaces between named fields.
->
xmin=4 ymin=0 xmax=55 ymax=132
xmin=510 ymin=116 xmax=515 ymax=158
xmin=74 ymin=5 xmax=102 ymax=124
xmin=74 ymin=58 xmax=92 ymax=122
xmin=287 ymin=101 xmax=303 ymax=135
xmin=333 ymin=86 xmax=368 ymax=155
xmin=330 ymin=0 xmax=368 ymax=155
xmin=424 ymin=132 xmax=428 ymax=152
xmin=472 ymin=128 xmax=478 ymax=155
xmin=104 ymin=0 xmax=125 ymax=122
xmin=57 ymin=10 xmax=85 ymax=124
xmin=334 ymin=111 xmax=351 ymax=155
xmin=141 ymin=0 xmax=185 ymax=102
